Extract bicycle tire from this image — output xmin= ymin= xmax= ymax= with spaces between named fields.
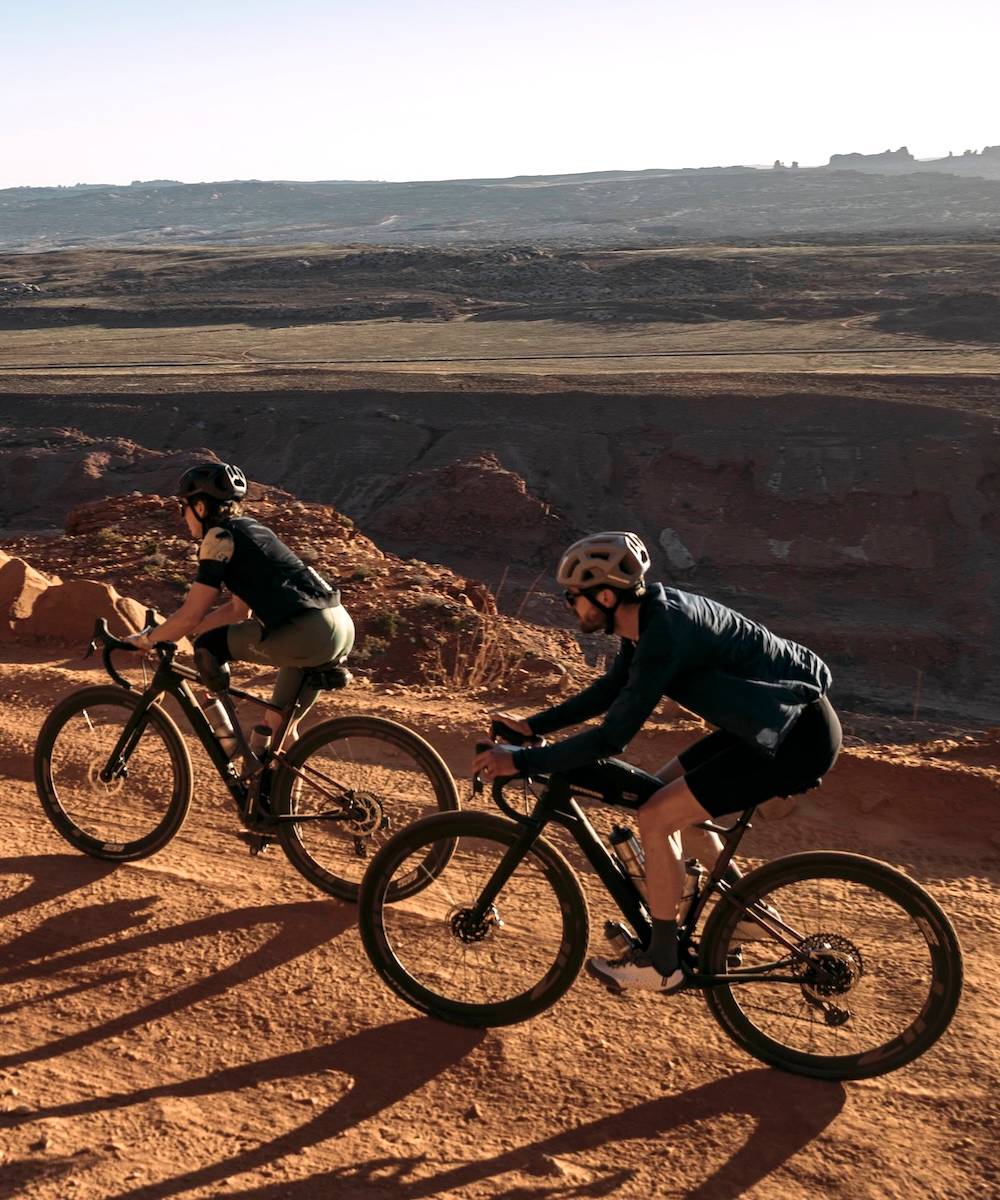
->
xmin=700 ymin=851 xmax=963 ymax=1080
xmin=34 ymin=685 xmax=193 ymax=861
xmin=359 ymin=810 xmax=590 ymax=1027
xmin=273 ymin=715 xmax=460 ymax=902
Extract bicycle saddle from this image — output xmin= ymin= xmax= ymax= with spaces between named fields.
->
xmin=305 ymin=662 xmax=353 ymax=690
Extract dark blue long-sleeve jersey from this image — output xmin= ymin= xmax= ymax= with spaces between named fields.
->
xmin=514 ymin=583 xmax=831 ymax=776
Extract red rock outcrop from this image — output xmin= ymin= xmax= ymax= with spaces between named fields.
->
xmin=0 ymin=553 xmax=57 ymax=638
xmin=366 ymin=453 xmax=570 ymax=565
xmin=2 ymin=489 xmax=587 ymax=690
xmin=0 ymin=549 xmax=143 ymax=642
xmin=24 ymin=578 xmax=147 ymax=642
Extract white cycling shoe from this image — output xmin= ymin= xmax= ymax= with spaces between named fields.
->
xmin=586 ymin=948 xmax=687 ymax=995
xmin=731 ymin=900 xmax=782 ymax=941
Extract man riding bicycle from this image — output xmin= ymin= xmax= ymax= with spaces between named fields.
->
xmin=128 ymin=461 xmax=355 ymax=753
xmin=474 ymin=531 xmax=841 ymax=995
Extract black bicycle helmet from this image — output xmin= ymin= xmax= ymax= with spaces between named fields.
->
xmin=177 ymin=461 xmax=248 ymax=503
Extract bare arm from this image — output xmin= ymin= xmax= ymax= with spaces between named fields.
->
xmin=133 ymin=583 xmax=220 ymax=647
xmin=192 ymin=595 xmax=251 ymax=638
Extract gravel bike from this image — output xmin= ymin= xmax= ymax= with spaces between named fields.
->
xmin=358 ymin=728 xmax=963 ymax=1080
xmin=34 ymin=618 xmax=459 ymax=900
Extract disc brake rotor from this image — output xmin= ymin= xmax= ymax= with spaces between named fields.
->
xmin=87 ymin=759 xmax=126 ymax=796
xmin=448 ymin=904 xmax=503 ymax=944
xmin=794 ymin=932 xmax=864 ymax=1002
xmin=345 ymin=790 xmax=385 ymax=837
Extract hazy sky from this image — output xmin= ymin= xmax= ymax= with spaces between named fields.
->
xmin=3 ymin=0 xmax=998 ymax=188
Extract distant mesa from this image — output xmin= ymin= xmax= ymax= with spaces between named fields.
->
xmin=828 ymin=146 xmax=915 ymax=168
xmin=827 ymin=143 xmax=1000 ymax=171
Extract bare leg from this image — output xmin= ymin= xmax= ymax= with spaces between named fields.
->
xmin=636 ymin=778 xmax=713 ymax=919
xmin=680 ymin=825 xmax=726 ymax=870
xmin=656 ymin=756 xmax=736 ymax=879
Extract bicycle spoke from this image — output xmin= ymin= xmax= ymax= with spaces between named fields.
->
xmin=381 ymin=834 xmax=568 ymax=1008
xmin=710 ymin=868 xmax=950 ymax=1063
xmin=49 ymin=703 xmax=177 ymax=845
xmin=36 ymin=687 xmax=191 ymax=861
xmin=277 ymin=718 xmax=458 ymax=901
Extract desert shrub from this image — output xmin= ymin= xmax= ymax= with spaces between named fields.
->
xmin=352 ymin=635 xmax=390 ymax=662
xmin=94 ymin=528 xmax=127 ymax=547
xmin=367 ymin=610 xmax=404 ymax=639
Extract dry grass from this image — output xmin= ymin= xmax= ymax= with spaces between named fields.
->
xmin=429 ymin=613 xmax=522 ymax=692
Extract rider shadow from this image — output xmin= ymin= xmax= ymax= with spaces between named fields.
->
xmin=165 ymin=1063 xmax=845 ymax=1200
xmin=0 ymin=894 xmax=354 ymax=1071
xmin=4 ymin=1018 xmax=487 ymax=1200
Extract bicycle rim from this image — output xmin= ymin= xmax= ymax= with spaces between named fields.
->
xmin=276 ymin=716 xmax=459 ymax=901
xmin=360 ymin=812 xmax=589 ymax=1027
xmin=36 ymin=688 xmax=191 ymax=860
xmin=702 ymin=852 xmax=963 ymax=1079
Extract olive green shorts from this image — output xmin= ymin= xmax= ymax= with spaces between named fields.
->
xmin=227 ymin=604 xmax=355 ymax=712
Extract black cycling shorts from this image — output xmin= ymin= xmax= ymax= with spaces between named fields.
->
xmin=679 ymin=695 xmax=842 ymax=818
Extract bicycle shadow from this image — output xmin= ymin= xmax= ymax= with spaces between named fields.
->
xmin=0 ymin=889 xmax=354 ymax=1070
xmin=0 ymin=852 xmax=117 ymax=923
xmin=140 ymin=1063 xmax=842 ymax=1200
xmin=2 ymin=1018 xmax=488 ymax=1200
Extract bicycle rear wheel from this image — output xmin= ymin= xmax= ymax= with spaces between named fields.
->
xmin=700 ymin=851 xmax=963 ymax=1079
xmin=34 ymin=685 xmax=192 ymax=861
xmin=359 ymin=811 xmax=589 ymax=1027
xmin=273 ymin=715 xmax=460 ymax=902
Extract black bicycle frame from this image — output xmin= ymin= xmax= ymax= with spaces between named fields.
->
xmin=473 ymin=773 xmax=822 ymax=990
xmin=93 ymin=625 xmax=355 ymax=830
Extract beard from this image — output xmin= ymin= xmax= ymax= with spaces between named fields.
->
xmin=577 ymin=608 xmax=607 ymax=634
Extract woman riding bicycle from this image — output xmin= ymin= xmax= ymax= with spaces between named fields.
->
xmin=128 ymin=461 xmax=355 ymax=748
xmin=474 ymin=531 xmax=841 ymax=996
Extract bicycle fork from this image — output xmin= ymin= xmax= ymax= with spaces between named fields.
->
xmin=98 ymin=693 xmax=160 ymax=783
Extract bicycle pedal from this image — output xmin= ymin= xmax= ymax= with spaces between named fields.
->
xmin=237 ymin=831 xmax=274 ymax=857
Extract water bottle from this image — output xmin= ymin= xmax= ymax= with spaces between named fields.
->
xmin=200 ymin=693 xmax=239 ymax=758
xmin=609 ymin=824 xmax=647 ymax=900
xmin=248 ymin=725 xmax=273 ymax=759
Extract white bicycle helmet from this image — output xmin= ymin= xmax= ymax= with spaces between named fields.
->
xmin=556 ymin=532 xmax=651 ymax=591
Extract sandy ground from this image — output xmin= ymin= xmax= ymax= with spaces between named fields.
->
xmin=1 ymin=648 xmax=998 ymax=1199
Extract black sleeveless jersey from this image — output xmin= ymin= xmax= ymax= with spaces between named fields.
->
xmin=194 ymin=516 xmax=338 ymax=634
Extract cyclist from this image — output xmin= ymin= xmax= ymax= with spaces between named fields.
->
xmin=128 ymin=462 xmax=355 ymax=752
xmin=474 ymin=531 xmax=841 ymax=995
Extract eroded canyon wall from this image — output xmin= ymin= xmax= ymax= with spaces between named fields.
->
xmin=1 ymin=382 xmax=997 ymax=717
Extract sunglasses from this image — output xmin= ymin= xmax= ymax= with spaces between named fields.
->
xmin=564 ymin=589 xmax=584 ymax=607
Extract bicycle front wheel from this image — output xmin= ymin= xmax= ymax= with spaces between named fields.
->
xmin=273 ymin=715 xmax=460 ymax=902
xmin=34 ymin=685 xmax=193 ymax=861
xmin=359 ymin=811 xmax=590 ymax=1027
xmin=701 ymin=851 xmax=963 ymax=1079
